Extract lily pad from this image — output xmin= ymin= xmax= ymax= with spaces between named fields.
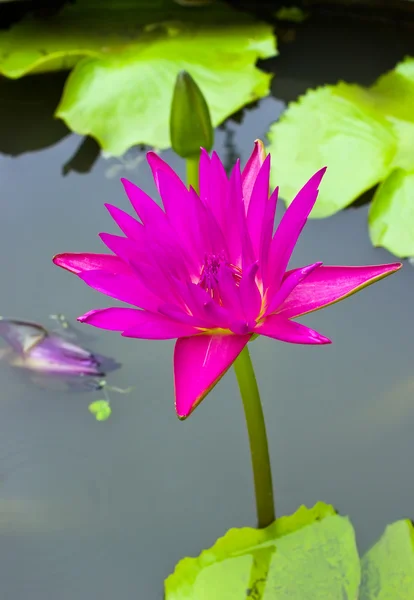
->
xmin=360 ymin=520 xmax=414 ymax=599
xmin=267 ymin=57 xmax=414 ymax=256
xmin=369 ymin=168 xmax=414 ymax=258
xmin=0 ymin=0 xmax=276 ymax=155
xmin=88 ymin=399 xmax=112 ymax=421
xmin=267 ymin=84 xmax=397 ymax=218
xmin=165 ymin=503 xmax=414 ymax=599
xmin=165 ymin=502 xmax=361 ymax=599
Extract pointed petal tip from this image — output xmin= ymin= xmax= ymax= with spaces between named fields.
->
xmin=52 ymin=253 xmax=63 ymax=266
xmin=77 ymin=310 xmax=96 ymax=324
xmin=253 ymin=139 xmax=266 ymax=160
xmin=310 ymin=166 xmax=327 ymax=188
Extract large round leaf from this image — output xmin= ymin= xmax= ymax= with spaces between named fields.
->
xmin=267 ymin=58 xmax=414 ymax=224
xmin=267 ymin=84 xmax=397 ymax=218
xmin=56 ymin=22 xmax=275 ymax=155
xmin=165 ymin=502 xmax=361 ymax=599
xmin=0 ymin=0 xmax=276 ymax=155
xmin=369 ymin=168 xmax=414 ymax=258
xmin=165 ymin=504 xmax=414 ymax=599
xmin=360 ymin=520 xmax=414 ymax=599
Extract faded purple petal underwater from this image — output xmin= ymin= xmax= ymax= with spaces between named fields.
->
xmin=53 ymin=141 xmax=402 ymax=417
xmin=174 ymin=334 xmax=251 ymax=418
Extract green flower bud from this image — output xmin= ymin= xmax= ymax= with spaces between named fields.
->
xmin=170 ymin=71 xmax=214 ymax=158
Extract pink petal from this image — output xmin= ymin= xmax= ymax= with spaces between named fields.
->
xmin=268 ymin=168 xmax=327 ymax=292
xmin=241 ymin=140 xmax=266 ymax=210
xmin=265 ymin=262 xmax=323 ymax=316
xmin=123 ymin=312 xmax=200 ymax=340
xmin=53 ymin=253 xmax=133 ymax=276
xmin=104 ymin=204 xmax=144 ymax=241
xmin=199 ymin=150 xmax=228 ymax=230
xmin=146 ymin=151 xmax=185 ymax=195
xmin=226 ymin=162 xmax=244 ymax=267
xmin=276 ymin=263 xmax=402 ymax=318
xmin=158 ymin=303 xmax=210 ymax=328
xmin=79 ymin=270 xmax=160 ymax=311
xmin=78 ymin=307 xmax=148 ymax=331
xmin=99 ymin=232 xmax=145 ymax=266
xmin=254 ymin=315 xmax=331 ymax=345
xmin=239 ymin=263 xmax=262 ymax=322
xmin=121 ymin=178 xmax=166 ymax=227
xmin=174 ymin=334 xmax=251 ymax=418
xmin=260 ymin=186 xmax=278 ymax=285
xmin=217 ymin=265 xmax=244 ymax=319
xmin=247 ymin=154 xmax=271 ymax=258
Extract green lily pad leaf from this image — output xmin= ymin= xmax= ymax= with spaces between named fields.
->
xmin=165 ymin=502 xmax=361 ymax=599
xmin=0 ymin=0 xmax=276 ymax=156
xmin=369 ymin=57 xmax=414 ymax=124
xmin=268 ymin=84 xmax=397 ymax=218
xmin=368 ymin=168 xmax=414 ymax=257
xmin=88 ymin=400 xmax=112 ymax=421
xmin=360 ymin=520 xmax=414 ymax=599
xmin=267 ymin=57 xmax=414 ymax=220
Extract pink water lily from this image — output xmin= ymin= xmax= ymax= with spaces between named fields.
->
xmin=53 ymin=142 xmax=401 ymax=418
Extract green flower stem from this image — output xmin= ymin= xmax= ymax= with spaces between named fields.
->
xmin=234 ymin=345 xmax=275 ymax=528
xmin=186 ymin=154 xmax=200 ymax=192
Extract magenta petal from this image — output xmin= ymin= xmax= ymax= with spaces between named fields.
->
xmin=53 ymin=253 xmax=133 ymax=276
xmin=79 ymin=270 xmax=160 ymax=311
xmin=268 ymin=168 xmax=327 ymax=290
xmin=239 ymin=263 xmax=262 ymax=321
xmin=104 ymin=204 xmax=144 ymax=241
xmin=277 ymin=263 xmax=402 ymax=318
xmin=241 ymin=140 xmax=266 ymax=210
xmin=174 ymin=334 xmax=251 ymax=418
xmin=147 ymin=151 xmax=185 ymax=195
xmin=121 ymin=178 xmax=166 ymax=227
xmin=78 ymin=307 xmax=148 ymax=331
xmin=266 ymin=262 xmax=323 ymax=316
xmin=255 ymin=315 xmax=331 ymax=345
xmin=247 ymin=154 xmax=271 ymax=258
xmin=123 ymin=312 xmax=200 ymax=340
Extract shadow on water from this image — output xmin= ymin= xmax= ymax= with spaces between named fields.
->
xmin=0 ymin=9 xmax=414 ymax=600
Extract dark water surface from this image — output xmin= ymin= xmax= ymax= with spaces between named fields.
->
xmin=0 ymin=16 xmax=413 ymax=600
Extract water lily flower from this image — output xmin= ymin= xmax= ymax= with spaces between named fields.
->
xmin=0 ymin=318 xmax=120 ymax=387
xmin=53 ymin=142 xmax=401 ymax=418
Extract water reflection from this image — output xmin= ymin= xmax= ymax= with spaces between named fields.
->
xmin=0 ymin=73 xmax=70 ymax=156
xmin=62 ymin=136 xmax=101 ymax=177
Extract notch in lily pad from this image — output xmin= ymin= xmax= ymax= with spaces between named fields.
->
xmin=170 ymin=70 xmax=213 ymax=159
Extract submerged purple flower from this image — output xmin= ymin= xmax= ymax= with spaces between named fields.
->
xmin=0 ymin=319 xmax=119 ymax=382
xmin=53 ymin=142 xmax=401 ymax=418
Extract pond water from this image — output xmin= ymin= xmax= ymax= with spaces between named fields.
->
xmin=0 ymin=14 xmax=413 ymax=600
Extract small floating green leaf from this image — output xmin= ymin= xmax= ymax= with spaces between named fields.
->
xmin=88 ymin=400 xmax=112 ymax=421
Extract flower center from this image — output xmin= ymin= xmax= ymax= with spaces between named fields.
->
xmin=198 ymin=253 xmax=241 ymax=301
